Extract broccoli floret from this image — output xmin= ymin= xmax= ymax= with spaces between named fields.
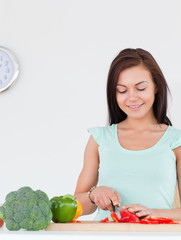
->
xmin=1 ymin=186 xmax=52 ymax=231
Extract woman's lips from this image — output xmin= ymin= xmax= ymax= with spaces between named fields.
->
xmin=127 ymin=103 xmax=144 ymax=110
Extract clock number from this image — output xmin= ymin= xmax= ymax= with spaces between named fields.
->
xmin=0 ymin=56 xmax=3 ymax=61
xmin=4 ymin=75 xmax=7 ymax=80
xmin=4 ymin=61 xmax=8 ymax=66
xmin=0 ymin=80 xmax=2 ymax=85
xmin=6 ymin=68 xmax=10 ymax=73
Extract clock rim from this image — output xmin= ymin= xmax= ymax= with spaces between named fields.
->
xmin=0 ymin=46 xmax=19 ymax=93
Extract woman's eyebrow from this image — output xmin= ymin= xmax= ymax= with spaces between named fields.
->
xmin=117 ymin=81 xmax=149 ymax=87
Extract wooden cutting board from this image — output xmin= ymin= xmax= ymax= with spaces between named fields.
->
xmin=46 ymin=221 xmax=181 ymax=232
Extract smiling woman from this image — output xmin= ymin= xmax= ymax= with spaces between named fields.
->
xmin=74 ymin=48 xmax=181 ymax=222
xmin=115 ymin=65 xmax=157 ymax=121
xmin=106 ymin=48 xmax=171 ymax=126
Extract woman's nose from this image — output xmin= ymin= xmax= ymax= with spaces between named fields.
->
xmin=127 ymin=89 xmax=139 ymax=100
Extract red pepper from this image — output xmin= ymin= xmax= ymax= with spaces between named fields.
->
xmin=111 ymin=212 xmax=120 ymax=222
xmin=142 ymin=216 xmax=177 ymax=224
xmin=127 ymin=213 xmax=140 ymax=223
xmin=100 ymin=217 xmax=109 ymax=223
xmin=140 ymin=220 xmax=159 ymax=224
xmin=101 ymin=209 xmax=181 ymax=225
xmin=69 ymin=219 xmax=81 ymax=223
xmin=0 ymin=218 xmax=4 ymax=227
xmin=120 ymin=209 xmax=140 ymax=223
xmin=120 ymin=209 xmax=130 ymax=218
xmin=119 ymin=216 xmax=130 ymax=223
xmin=146 ymin=216 xmax=174 ymax=224
xmin=111 ymin=209 xmax=140 ymax=223
xmin=140 ymin=218 xmax=159 ymax=224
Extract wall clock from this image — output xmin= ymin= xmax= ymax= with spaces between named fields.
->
xmin=0 ymin=46 xmax=19 ymax=93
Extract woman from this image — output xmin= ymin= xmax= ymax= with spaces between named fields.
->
xmin=74 ymin=48 xmax=181 ymax=221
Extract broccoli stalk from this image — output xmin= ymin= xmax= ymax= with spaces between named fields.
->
xmin=1 ymin=186 xmax=52 ymax=231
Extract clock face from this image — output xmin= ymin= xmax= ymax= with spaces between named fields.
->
xmin=0 ymin=46 xmax=19 ymax=92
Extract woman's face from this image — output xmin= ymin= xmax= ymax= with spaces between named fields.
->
xmin=116 ymin=65 xmax=158 ymax=120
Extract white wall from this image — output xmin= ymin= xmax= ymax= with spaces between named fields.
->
xmin=0 ymin=0 xmax=181 ymax=220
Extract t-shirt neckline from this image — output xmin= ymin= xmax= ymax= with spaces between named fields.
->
xmin=114 ymin=123 xmax=171 ymax=153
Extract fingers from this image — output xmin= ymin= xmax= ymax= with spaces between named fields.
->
xmin=122 ymin=204 xmax=143 ymax=211
xmin=114 ymin=191 xmax=122 ymax=206
xmin=96 ymin=197 xmax=113 ymax=212
xmin=106 ymin=191 xmax=122 ymax=211
xmin=135 ymin=210 xmax=150 ymax=217
xmin=121 ymin=204 xmax=152 ymax=218
xmin=97 ymin=198 xmax=107 ymax=210
xmin=99 ymin=194 xmax=116 ymax=211
xmin=93 ymin=187 xmax=121 ymax=211
xmin=105 ymin=191 xmax=121 ymax=211
xmin=106 ymin=201 xmax=114 ymax=212
xmin=94 ymin=191 xmax=111 ymax=210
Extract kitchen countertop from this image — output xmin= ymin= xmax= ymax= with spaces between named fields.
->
xmin=1 ymin=224 xmax=181 ymax=240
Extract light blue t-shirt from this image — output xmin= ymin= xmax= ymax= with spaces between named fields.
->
xmin=87 ymin=123 xmax=181 ymax=221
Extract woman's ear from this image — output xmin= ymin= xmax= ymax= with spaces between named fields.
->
xmin=154 ymin=86 xmax=158 ymax=94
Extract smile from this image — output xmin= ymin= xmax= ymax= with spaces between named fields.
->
xmin=127 ymin=103 xmax=144 ymax=110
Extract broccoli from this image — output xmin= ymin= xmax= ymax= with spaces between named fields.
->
xmin=1 ymin=186 xmax=52 ymax=231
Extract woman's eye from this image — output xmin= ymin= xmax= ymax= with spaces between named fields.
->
xmin=119 ymin=88 xmax=145 ymax=93
xmin=117 ymin=88 xmax=146 ymax=94
xmin=118 ymin=90 xmax=127 ymax=94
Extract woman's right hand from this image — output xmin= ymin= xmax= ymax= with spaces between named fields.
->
xmin=90 ymin=186 xmax=122 ymax=212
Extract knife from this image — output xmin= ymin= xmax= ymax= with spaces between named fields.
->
xmin=111 ymin=200 xmax=121 ymax=219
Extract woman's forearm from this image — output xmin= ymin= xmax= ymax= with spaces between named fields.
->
xmin=152 ymin=208 xmax=181 ymax=221
xmin=74 ymin=192 xmax=97 ymax=215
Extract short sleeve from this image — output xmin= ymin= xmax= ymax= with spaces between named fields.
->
xmin=87 ymin=127 xmax=104 ymax=145
xmin=170 ymin=129 xmax=181 ymax=150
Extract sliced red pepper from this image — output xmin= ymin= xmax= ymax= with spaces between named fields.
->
xmin=111 ymin=212 xmax=120 ymax=222
xmin=140 ymin=219 xmax=159 ymax=224
xmin=119 ymin=216 xmax=130 ymax=223
xmin=100 ymin=217 xmax=109 ymax=223
xmin=100 ymin=209 xmax=181 ymax=225
xmin=140 ymin=217 xmax=159 ymax=224
xmin=120 ymin=209 xmax=140 ymax=223
xmin=140 ymin=216 xmax=180 ymax=224
xmin=120 ymin=209 xmax=130 ymax=217
xmin=69 ymin=219 xmax=76 ymax=223
xmin=69 ymin=219 xmax=81 ymax=223
xmin=146 ymin=216 xmax=174 ymax=224
xmin=127 ymin=213 xmax=140 ymax=223
xmin=120 ymin=210 xmax=177 ymax=224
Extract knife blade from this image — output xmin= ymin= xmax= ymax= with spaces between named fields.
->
xmin=111 ymin=200 xmax=121 ymax=219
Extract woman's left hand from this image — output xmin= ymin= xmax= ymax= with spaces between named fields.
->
xmin=121 ymin=204 xmax=157 ymax=218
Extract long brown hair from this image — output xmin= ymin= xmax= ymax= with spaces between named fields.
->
xmin=106 ymin=48 xmax=172 ymax=126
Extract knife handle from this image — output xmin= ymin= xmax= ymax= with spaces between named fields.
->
xmin=111 ymin=200 xmax=115 ymax=212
